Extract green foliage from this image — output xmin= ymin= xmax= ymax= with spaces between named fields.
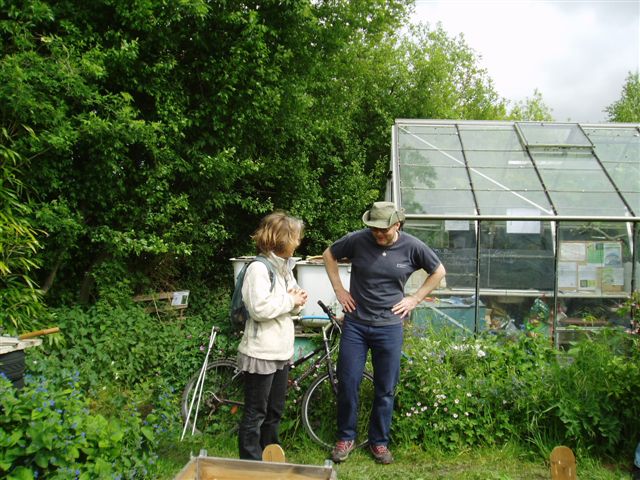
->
xmin=617 ymin=290 xmax=640 ymax=333
xmin=0 ymin=0 xmax=521 ymax=304
xmin=0 ymin=373 xmax=161 ymax=479
xmin=507 ymin=89 xmax=554 ymax=121
xmin=541 ymin=329 xmax=640 ymax=455
xmin=31 ymin=295 xmax=233 ymax=393
xmin=0 ymin=139 xmax=48 ymax=335
xmin=395 ymin=328 xmax=554 ymax=450
xmin=395 ymin=326 xmax=640 ymax=457
xmin=606 ymin=71 xmax=640 ymax=122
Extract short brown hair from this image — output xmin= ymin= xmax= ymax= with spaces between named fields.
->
xmin=252 ymin=211 xmax=304 ymax=255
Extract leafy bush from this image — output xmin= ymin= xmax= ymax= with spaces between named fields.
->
xmin=32 ymin=292 xmax=235 ymax=393
xmin=0 ymin=142 xmax=48 ymax=336
xmin=394 ymin=326 xmax=640 ymax=457
xmin=395 ymin=327 xmax=554 ymax=450
xmin=540 ymin=329 xmax=640 ymax=455
xmin=0 ymin=373 xmax=160 ymax=479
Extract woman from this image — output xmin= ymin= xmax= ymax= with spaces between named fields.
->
xmin=237 ymin=211 xmax=308 ymax=460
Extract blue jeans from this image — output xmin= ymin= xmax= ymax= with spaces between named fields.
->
xmin=238 ymin=365 xmax=289 ymax=460
xmin=336 ymin=319 xmax=403 ymax=446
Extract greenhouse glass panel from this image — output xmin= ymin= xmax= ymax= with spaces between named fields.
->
xmin=478 ymin=220 xmax=555 ymax=290
xmin=458 ymin=126 xmax=523 ymax=151
xmin=397 ymin=125 xmax=461 ymax=150
xmin=465 ymin=150 xmax=532 ymax=168
xmin=584 ymin=127 xmax=640 ymax=163
xmin=538 ymin=168 xmax=617 ymax=192
xmin=474 ymin=190 xmax=553 ymax=216
xmin=470 ymin=167 xmax=544 ymax=191
xmin=400 ymin=188 xmax=476 ymax=215
xmin=531 ymin=150 xmax=603 ymax=170
xmin=601 ymin=162 xmax=640 ymax=191
xmin=405 ymin=221 xmax=478 ymax=291
xmin=518 ymin=123 xmax=591 ymax=147
xmin=400 ymin=165 xmax=468 ymax=190
xmin=548 ymin=192 xmax=629 ymax=216
xmin=480 ymin=292 xmax=551 ymax=336
xmin=555 ymin=221 xmax=633 ymax=347
xmin=399 ymin=148 xmax=465 ymax=167
xmin=622 ymin=192 xmax=640 ymax=216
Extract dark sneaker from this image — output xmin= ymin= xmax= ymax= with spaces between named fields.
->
xmin=369 ymin=444 xmax=393 ymax=464
xmin=331 ymin=439 xmax=355 ymax=463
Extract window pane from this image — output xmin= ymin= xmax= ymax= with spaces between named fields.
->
xmin=602 ymin=161 xmax=640 ymax=191
xmin=519 ymin=123 xmax=590 ymax=147
xmin=405 ymin=221 xmax=478 ymax=290
xmin=549 ymin=192 xmax=629 ymax=216
xmin=531 ymin=151 xmax=602 ymax=170
xmin=466 ymin=150 xmax=532 ymax=168
xmin=399 ymin=148 xmax=465 ymax=167
xmin=470 ymin=167 xmax=544 ymax=191
xmin=474 ymin=190 xmax=553 ymax=216
xmin=538 ymin=168 xmax=616 ymax=192
xmin=458 ymin=126 xmax=523 ymax=151
xmin=478 ymin=221 xmax=555 ymax=290
xmin=401 ymin=165 xmax=468 ymax=190
xmin=584 ymin=126 xmax=640 ymax=163
xmin=398 ymin=125 xmax=461 ymax=150
xmin=400 ymin=188 xmax=475 ymax=215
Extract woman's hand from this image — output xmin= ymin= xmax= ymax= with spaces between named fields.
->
xmin=289 ymin=287 xmax=308 ymax=307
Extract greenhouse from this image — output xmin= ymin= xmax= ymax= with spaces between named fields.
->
xmin=391 ymin=119 xmax=640 ymax=347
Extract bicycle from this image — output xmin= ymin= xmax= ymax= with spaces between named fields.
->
xmin=181 ymin=300 xmax=374 ymax=449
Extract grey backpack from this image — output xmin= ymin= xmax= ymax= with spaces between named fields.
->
xmin=230 ymin=255 xmax=276 ymax=332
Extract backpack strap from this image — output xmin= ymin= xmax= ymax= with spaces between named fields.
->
xmin=252 ymin=255 xmax=276 ymax=292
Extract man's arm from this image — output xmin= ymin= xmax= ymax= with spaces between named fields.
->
xmin=322 ymin=246 xmax=356 ymax=312
xmin=392 ymin=263 xmax=446 ymax=319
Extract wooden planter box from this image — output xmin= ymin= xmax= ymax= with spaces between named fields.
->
xmin=174 ymin=451 xmax=337 ymax=480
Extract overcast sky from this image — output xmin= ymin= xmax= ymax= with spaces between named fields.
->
xmin=410 ymin=0 xmax=640 ymax=122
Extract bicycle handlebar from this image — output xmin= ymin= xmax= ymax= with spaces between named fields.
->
xmin=317 ymin=300 xmax=339 ymax=323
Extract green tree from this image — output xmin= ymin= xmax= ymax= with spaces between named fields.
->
xmin=507 ymin=88 xmax=554 ymax=121
xmin=605 ymin=71 xmax=640 ymax=122
xmin=0 ymin=0 xmax=514 ymax=304
xmin=0 ymin=135 xmax=46 ymax=334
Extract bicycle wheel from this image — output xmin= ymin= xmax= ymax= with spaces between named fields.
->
xmin=301 ymin=370 xmax=374 ymax=449
xmin=181 ymin=358 xmax=244 ymax=435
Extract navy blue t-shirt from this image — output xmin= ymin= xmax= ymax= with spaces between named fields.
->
xmin=330 ymin=229 xmax=442 ymax=325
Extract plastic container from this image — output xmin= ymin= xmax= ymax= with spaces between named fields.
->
xmin=295 ymin=260 xmax=351 ymax=317
xmin=0 ymin=337 xmax=42 ymax=389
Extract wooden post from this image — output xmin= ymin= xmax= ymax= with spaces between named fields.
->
xmin=550 ymin=446 xmax=576 ymax=480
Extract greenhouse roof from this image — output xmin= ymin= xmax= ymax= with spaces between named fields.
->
xmin=391 ymin=120 xmax=640 ymax=221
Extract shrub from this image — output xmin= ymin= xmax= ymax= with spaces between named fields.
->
xmin=540 ymin=329 xmax=640 ymax=455
xmin=394 ymin=327 xmax=554 ymax=450
xmin=31 ymin=295 xmax=235 ymax=394
xmin=394 ymin=325 xmax=640 ymax=457
xmin=0 ymin=373 xmax=159 ymax=479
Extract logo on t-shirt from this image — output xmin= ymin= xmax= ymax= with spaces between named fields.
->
xmin=396 ymin=263 xmax=410 ymax=269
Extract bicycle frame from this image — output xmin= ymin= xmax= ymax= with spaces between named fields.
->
xmin=180 ymin=300 xmax=346 ymax=440
xmin=288 ymin=309 xmax=342 ymax=394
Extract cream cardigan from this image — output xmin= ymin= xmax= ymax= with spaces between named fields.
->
xmin=237 ymin=252 xmax=301 ymax=361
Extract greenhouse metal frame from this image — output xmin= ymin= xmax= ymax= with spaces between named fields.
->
xmin=390 ymin=119 xmax=640 ymax=346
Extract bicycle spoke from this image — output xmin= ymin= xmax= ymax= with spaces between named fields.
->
xmin=301 ymin=371 xmax=374 ymax=449
xmin=181 ymin=359 xmax=244 ymax=435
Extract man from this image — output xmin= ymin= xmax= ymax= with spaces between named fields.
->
xmin=323 ymin=201 xmax=446 ymax=464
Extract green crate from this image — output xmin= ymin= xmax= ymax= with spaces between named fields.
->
xmin=410 ymin=301 xmax=486 ymax=335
